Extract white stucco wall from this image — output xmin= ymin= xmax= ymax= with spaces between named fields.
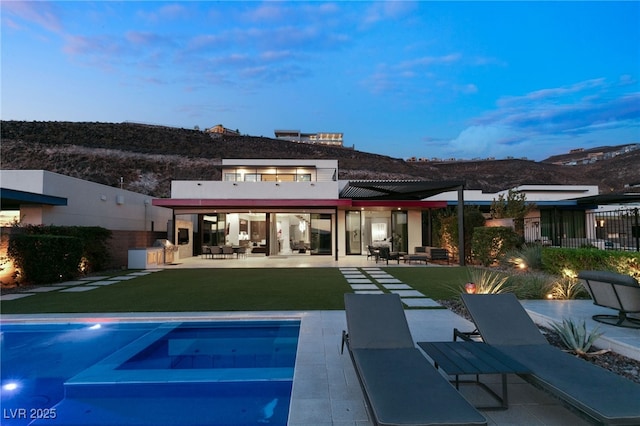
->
xmin=1 ymin=170 xmax=172 ymax=231
xmin=170 ymin=180 xmax=339 ymax=200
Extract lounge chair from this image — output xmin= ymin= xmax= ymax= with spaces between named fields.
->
xmin=578 ymin=270 xmax=640 ymax=329
xmin=343 ymin=293 xmax=486 ymax=426
xmin=460 ymin=293 xmax=640 ymax=425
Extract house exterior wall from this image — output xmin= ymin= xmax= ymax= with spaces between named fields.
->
xmin=407 ymin=210 xmax=423 ymax=251
xmin=170 ymin=180 xmax=339 ymax=200
xmin=1 ymin=170 xmax=172 ymax=232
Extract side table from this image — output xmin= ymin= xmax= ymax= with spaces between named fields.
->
xmin=417 ymin=341 xmax=529 ymax=410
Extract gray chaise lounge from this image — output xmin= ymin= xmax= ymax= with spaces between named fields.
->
xmin=460 ymin=293 xmax=640 ymax=425
xmin=578 ymin=270 xmax=640 ymax=329
xmin=343 ymin=293 xmax=487 ymax=426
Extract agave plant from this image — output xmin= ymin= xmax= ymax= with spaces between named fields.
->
xmin=549 ymin=318 xmax=608 ymax=358
xmin=460 ymin=267 xmax=510 ymax=294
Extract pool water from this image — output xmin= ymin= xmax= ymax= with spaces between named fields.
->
xmin=1 ymin=321 xmax=299 ymax=425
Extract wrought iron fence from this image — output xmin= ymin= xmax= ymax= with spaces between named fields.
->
xmin=523 ymin=207 xmax=640 ymax=251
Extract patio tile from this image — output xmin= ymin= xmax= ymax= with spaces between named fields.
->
xmin=107 ymin=275 xmax=138 ymax=281
xmin=381 ymin=283 xmax=411 ymax=289
xmin=79 ymin=276 xmax=110 ymax=281
xmin=128 ymin=272 xmax=152 ymax=276
xmin=51 ymin=281 xmax=86 ymax=286
xmin=342 ymin=273 xmax=366 ymax=279
xmin=30 ymin=287 xmax=62 ymax=293
xmin=375 ymin=278 xmax=402 ymax=284
xmin=346 ymin=279 xmax=372 ymax=284
xmin=59 ymin=286 xmax=100 ymax=292
xmin=354 ymin=290 xmax=384 ymax=294
xmin=91 ymin=280 xmax=121 ymax=286
xmin=401 ymin=298 xmax=441 ymax=308
xmin=0 ymin=293 xmax=35 ymax=301
xmin=389 ymin=289 xmax=425 ymax=297
xmin=349 ymin=284 xmax=379 ymax=290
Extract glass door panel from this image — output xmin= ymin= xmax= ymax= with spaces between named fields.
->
xmin=310 ymin=213 xmax=332 ymax=255
xmin=345 ymin=211 xmax=362 ymax=255
xmin=391 ymin=210 xmax=408 ymax=252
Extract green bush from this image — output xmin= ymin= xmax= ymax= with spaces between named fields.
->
xmin=8 ymin=234 xmax=83 ymax=284
xmin=19 ymin=225 xmax=112 ymax=273
xmin=506 ymin=272 xmax=554 ymax=299
xmin=541 ymin=247 xmax=640 ymax=279
xmin=471 ymin=226 xmax=521 ymax=266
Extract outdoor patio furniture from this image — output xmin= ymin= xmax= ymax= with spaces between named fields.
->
xmin=417 ymin=340 xmax=530 ymax=410
xmin=222 ymin=246 xmax=234 ymax=258
xmin=209 ymin=246 xmax=222 ymax=259
xmin=342 ymin=293 xmax=487 ymax=426
xmin=201 ymin=246 xmax=212 ymax=259
xmin=367 ymin=245 xmax=380 ymax=261
xmin=460 ymin=293 xmax=640 ymax=425
xmin=377 ymin=246 xmax=401 ymax=264
xmin=578 ymin=270 xmax=640 ymax=329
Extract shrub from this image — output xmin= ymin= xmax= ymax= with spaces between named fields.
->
xmin=471 ymin=226 xmax=521 ymax=266
xmin=507 ymin=272 xmax=554 ymax=299
xmin=8 ymin=234 xmax=83 ymax=284
xmin=501 ymin=244 xmax=543 ymax=271
xmin=19 ymin=225 xmax=112 ymax=273
xmin=548 ymin=275 xmax=589 ymax=300
xmin=461 ymin=267 xmax=510 ymax=294
xmin=542 ymin=247 xmax=640 ymax=280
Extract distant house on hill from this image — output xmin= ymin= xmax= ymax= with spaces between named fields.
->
xmin=205 ymin=124 xmax=240 ymax=138
xmin=274 ymin=130 xmax=344 ymax=147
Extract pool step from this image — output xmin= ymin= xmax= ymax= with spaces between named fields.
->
xmin=34 ymin=381 xmax=292 ymax=425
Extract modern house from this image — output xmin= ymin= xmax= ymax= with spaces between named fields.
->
xmin=0 ymin=170 xmax=173 ymax=278
xmin=274 ymin=130 xmax=344 ymax=147
xmin=425 ymin=185 xmax=640 ymax=251
xmin=152 ymin=159 xmax=466 ymax=261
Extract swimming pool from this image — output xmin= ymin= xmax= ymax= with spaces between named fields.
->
xmin=1 ymin=320 xmax=300 ymax=425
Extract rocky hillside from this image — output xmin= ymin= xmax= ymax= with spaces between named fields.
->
xmin=1 ymin=120 xmax=638 ymax=197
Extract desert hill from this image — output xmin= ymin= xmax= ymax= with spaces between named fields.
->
xmin=1 ymin=120 xmax=638 ymax=198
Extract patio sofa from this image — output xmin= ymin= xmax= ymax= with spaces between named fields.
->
xmin=577 ymin=270 xmax=640 ymax=329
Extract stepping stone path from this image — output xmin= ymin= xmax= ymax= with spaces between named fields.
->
xmin=339 ymin=267 xmax=440 ymax=308
xmin=0 ymin=270 xmax=163 ymax=301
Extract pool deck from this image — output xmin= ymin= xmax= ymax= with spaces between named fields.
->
xmin=2 ymin=254 xmax=639 ymax=425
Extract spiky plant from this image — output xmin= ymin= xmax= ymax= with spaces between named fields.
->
xmin=549 ymin=318 xmax=608 ymax=358
xmin=461 ymin=267 xmax=510 ymax=294
xmin=548 ymin=276 xmax=588 ymax=300
xmin=500 ymin=244 xmax=542 ymax=271
xmin=508 ymin=272 xmax=554 ymax=299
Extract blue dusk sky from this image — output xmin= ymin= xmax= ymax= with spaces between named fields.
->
xmin=2 ymin=1 xmax=639 ymax=161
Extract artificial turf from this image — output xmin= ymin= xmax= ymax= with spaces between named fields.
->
xmin=0 ymin=267 xmax=470 ymax=314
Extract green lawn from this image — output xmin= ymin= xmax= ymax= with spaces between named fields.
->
xmin=1 ymin=267 xmax=470 ymax=314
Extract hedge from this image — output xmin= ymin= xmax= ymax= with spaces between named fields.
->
xmin=8 ymin=234 xmax=83 ymax=284
xmin=18 ymin=225 xmax=111 ymax=272
xmin=471 ymin=226 xmax=521 ymax=266
xmin=542 ymin=247 xmax=640 ymax=280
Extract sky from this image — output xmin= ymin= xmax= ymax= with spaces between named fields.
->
xmin=2 ymin=1 xmax=639 ymax=161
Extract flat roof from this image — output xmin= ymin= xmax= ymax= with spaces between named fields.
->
xmin=0 ymin=188 xmax=68 ymax=210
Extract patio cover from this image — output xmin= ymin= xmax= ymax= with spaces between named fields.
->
xmin=340 ymin=180 xmax=465 ymax=200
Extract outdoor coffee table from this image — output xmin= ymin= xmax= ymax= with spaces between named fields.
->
xmin=417 ymin=341 xmax=530 ymax=410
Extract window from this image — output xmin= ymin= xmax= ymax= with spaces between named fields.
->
xmin=224 ymin=173 xmax=241 ymax=182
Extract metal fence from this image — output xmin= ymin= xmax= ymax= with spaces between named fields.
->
xmin=523 ymin=207 xmax=640 ymax=251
